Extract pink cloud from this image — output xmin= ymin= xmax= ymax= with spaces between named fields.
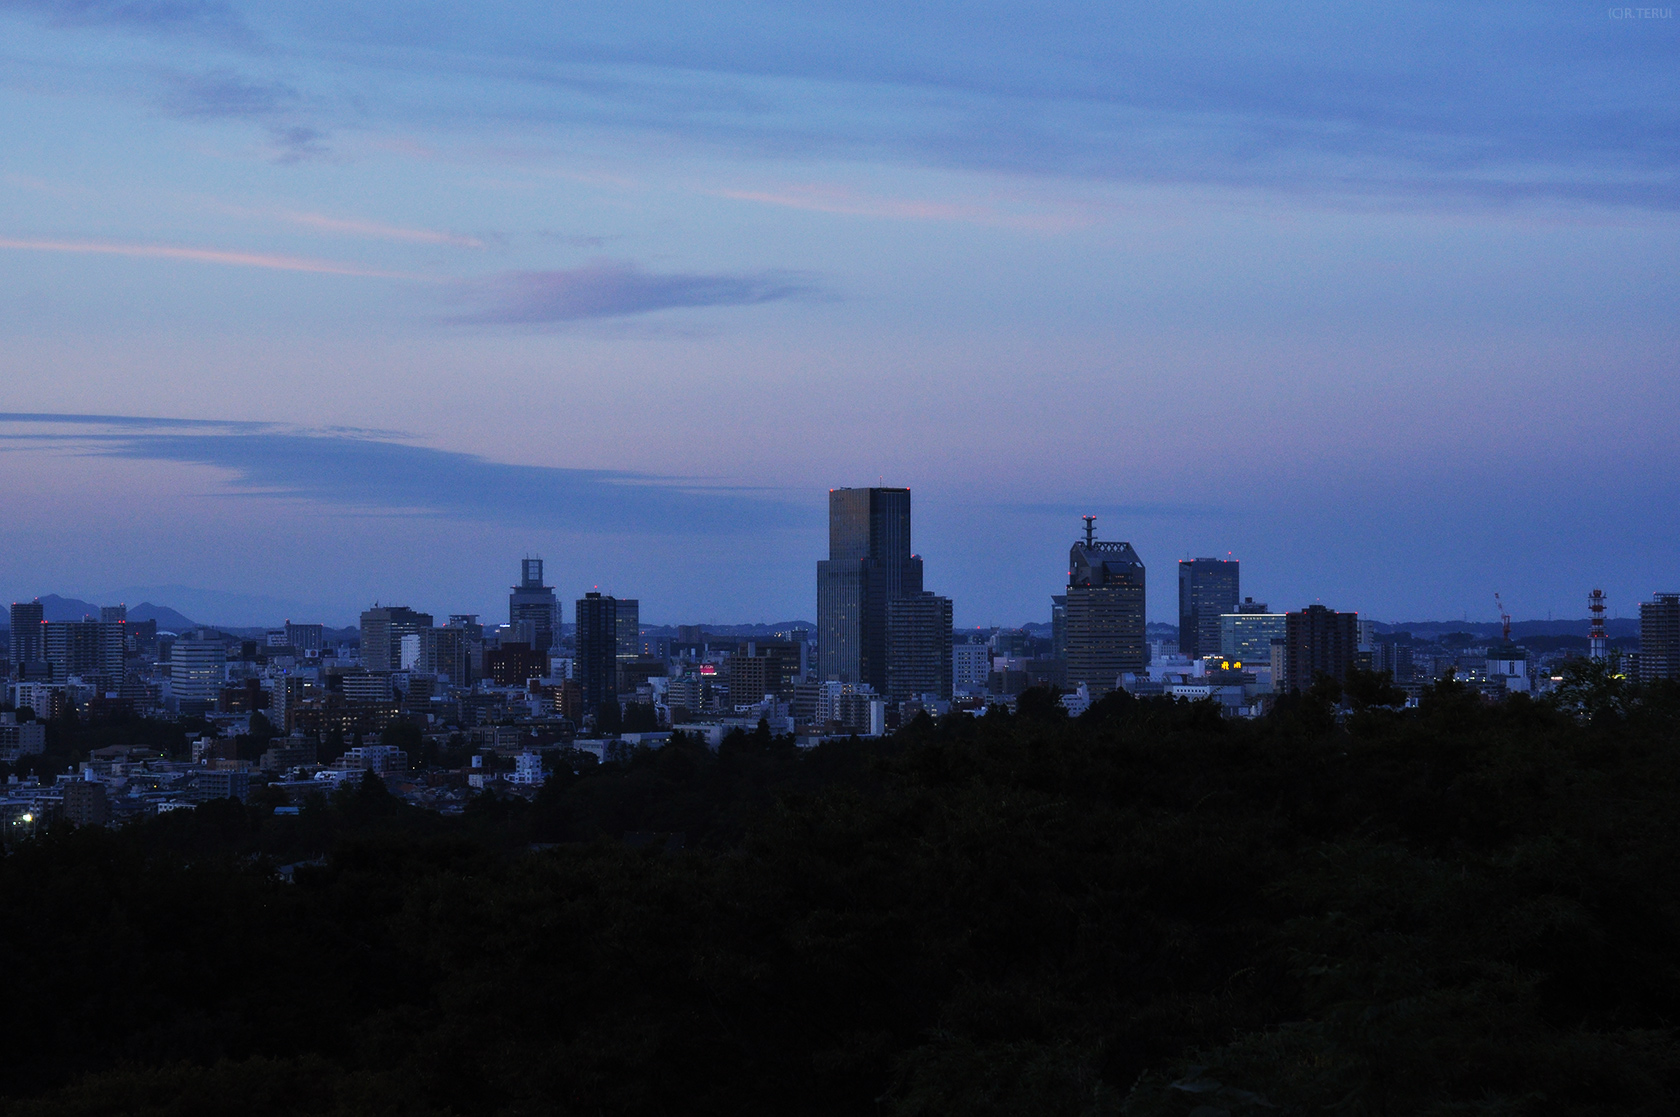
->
xmin=0 ymin=237 xmax=431 ymax=280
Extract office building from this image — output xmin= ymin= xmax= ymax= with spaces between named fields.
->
xmin=1220 ymin=610 xmax=1287 ymax=665
xmin=10 ymin=600 xmax=44 ymax=667
xmin=1279 ymin=605 xmax=1360 ymax=693
xmin=1050 ymin=595 xmax=1067 ymax=660
xmin=1064 ymin=517 xmax=1146 ymax=696
xmin=359 ymin=606 xmax=434 ymax=672
xmin=1179 ymin=558 xmax=1239 ymax=658
xmin=816 ymin=487 xmax=923 ymax=688
xmin=509 ymin=559 xmax=560 ymax=653
xmin=285 ymin=622 xmax=324 ymax=656
xmin=953 ymin=641 xmax=990 ymax=692
xmin=170 ymin=631 xmax=227 ymax=713
xmin=885 ymin=592 xmax=954 ymax=700
xmin=616 ymin=598 xmax=640 ymax=662
xmin=1639 ymin=593 xmax=1680 ymax=682
xmin=575 ymin=592 xmax=619 ymax=713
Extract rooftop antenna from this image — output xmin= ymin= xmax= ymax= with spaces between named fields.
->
xmin=1589 ymin=589 xmax=1607 ymax=661
xmin=1082 ymin=515 xmax=1096 ymax=548
xmin=1494 ymin=592 xmax=1511 ymax=642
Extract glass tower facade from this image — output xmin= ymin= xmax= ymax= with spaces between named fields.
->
xmin=1178 ymin=558 xmax=1239 ymax=657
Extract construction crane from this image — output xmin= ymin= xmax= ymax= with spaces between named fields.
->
xmin=1494 ymin=592 xmax=1512 ymax=642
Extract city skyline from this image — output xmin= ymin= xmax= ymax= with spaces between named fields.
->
xmin=1 ymin=4 xmax=1676 ymax=628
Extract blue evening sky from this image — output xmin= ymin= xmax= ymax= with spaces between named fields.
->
xmin=0 ymin=1 xmax=1675 ymax=626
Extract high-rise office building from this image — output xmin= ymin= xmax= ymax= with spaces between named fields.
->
xmin=816 ymin=487 xmax=923 ymax=688
xmin=616 ymin=598 xmax=640 ymax=662
xmin=1064 ymin=517 xmax=1146 ymax=696
xmin=885 ymin=592 xmax=954 ymax=700
xmin=9 ymin=600 xmax=44 ymax=668
xmin=575 ymin=592 xmax=619 ymax=713
xmin=360 ymin=606 xmax=434 ymax=672
xmin=1279 ymin=605 xmax=1360 ymax=693
xmin=1639 ymin=593 xmax=1680 ymax=682
xmin=1179 ymin=558 xmax=1239 ymax=657
xmin=171 ymin=631 xmax=227 ymax=713
xmin=1220 ymin=610 xmax=1287 ymax=665
xmin=509 ymin=558 xmax=560 ymax=653
xmin=1050 ymin=595 xmax=1067 ymax=660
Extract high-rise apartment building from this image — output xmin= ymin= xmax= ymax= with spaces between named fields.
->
xmin=509 ymin=559 xmax=560 ymax=653
xmin=1639 ymin=593 xmax=1680 ymax=682
xmin=43 ymin=621 xmax=105 ymax=679
xmin=885 ymin=592 xmax=954 ymax=700
xmin=9 ymin=600 xmax=44 ymax=668
xmin=575 ymin=592 xmax=619 ymax=714
xmin=816 ymin=487 xmax=923 ymax=688
xmin=1064 ymin=517 xmax=1146 ymax=696
xmin=1179 ymin=558 xmax=1239 ymax=657
xmin=359 ymin=606 xmax=434 ymax=672
xmin=1279 ymin=605 xmax=1360 ymax=693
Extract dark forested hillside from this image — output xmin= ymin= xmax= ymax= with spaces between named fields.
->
xmin=3 ymin=675 xmax=1679 ymax=1116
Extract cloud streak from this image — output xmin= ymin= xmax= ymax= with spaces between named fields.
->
xmin=262 ymin=208 xmax=484 ymax=248
xmin=0 ymin=415 xmax=811 ymax=536
xmin=0 ymin=237 xmax=431 ymax=280
xmin=455 ymin=260 xmax=816 ymax=324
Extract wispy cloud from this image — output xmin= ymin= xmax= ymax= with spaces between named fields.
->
xmin=265 ymin=124 xmax=329 ymax=164
xmin=216 ymin=203 xmax=484 ymax=247
xmin=0 ymin=414 xmax=810 ymax=536
xmin=455 ymin=260 xmax=817 ymax=324
xmin=713 ymin=184 xmax=1094 ymax=231
xmin=1 ymin=0 xmax=255 ymax=43
xmin=162 ymin=68 xmax=295 ymax=118
xmin=0 ymin=237 xmax=431 ymax=280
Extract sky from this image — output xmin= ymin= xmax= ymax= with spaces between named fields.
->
xmin=0 ymin=1 xmax=1676 ymax=628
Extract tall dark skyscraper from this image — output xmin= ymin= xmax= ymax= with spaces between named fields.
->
xmin=575 ymin=591 xmax=619 ymax=715
xmin=1178 ymin=557 xmax=1239 ymax=657
xmin=1064 ymin=517 xmax=1146 ymax=695
xmin=509 ymin=557 xmax=560 ymax=653
xmin=817 ymin=487 xmax=924 ymax=688
xmin=10 ymin=600 xmax=44 ymax=668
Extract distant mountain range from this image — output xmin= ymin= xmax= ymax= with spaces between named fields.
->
xmin=17 ymin=594 xmax=201 ymax=632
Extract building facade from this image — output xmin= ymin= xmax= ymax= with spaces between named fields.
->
xmin=1219 ymin=611 xmax=1287 ymax=666
xmin=9 ymin=600 xmax=44 ymax=668
xmin=359 ymin=606 xmax=434 ymax=672
xmin=575 ymin=592 xmax=619 ymax=713
xmin=885 ymin=592 xmax=954 ymax=700
xmin=508 ymin=558 xmax=560 ymax=653
xmin=816 ymin=487 xmax=924 ymax=688
xmin=1280 ymin=605 xmax=1360 ymax=692
xmin=1639 ymin=593 xmax=1680 ymax=682
xmin=1064 ymin=517 xmax=1146 ymax=696
xmin=1179 ymin=558 xmax=1239 ymax=657
xmin=170 ymin=631 xmax=227 ymax=712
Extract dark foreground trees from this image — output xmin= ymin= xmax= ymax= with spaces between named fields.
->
xmin=2 ymin=683 xmax=1678 ymax=1115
